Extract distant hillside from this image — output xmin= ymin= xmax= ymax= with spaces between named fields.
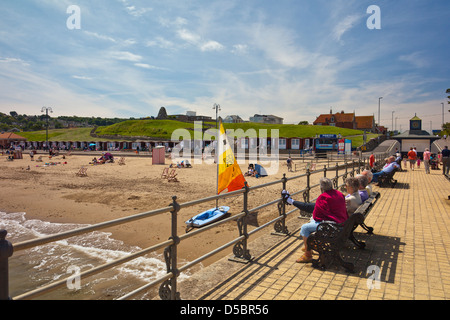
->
xmin=93 ymin=119 xmax=212 ymax=140
xmin=17 ymin=120 xmax=378 ymax=149
xmin=0 ymin=111 xmax=129 ymax=132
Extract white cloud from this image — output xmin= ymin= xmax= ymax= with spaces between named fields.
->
xmin=146 ymin=37 xmax=174 ymax=49
xmin=332 ymin=14 xmax=361 ymax=42
xmin=231 ymin=44 xmax=248 ymax=55
xmin=72 ymin=75 xmax=92 ymax=80
xmin=200 ymin=41 xmax=224 ymax=52
xmin=134 ymin=63 xmax=166 ymax=71
xmin=249 ymin=24 xmax=312 ymax=68
xmin=126 ymin=5 xmax=152 ymax=17
xmin=110 ymin=51 xmax=142 ymax=62
xmin=399 ymin=52 xmax=429 ymax=68
xmin=0 ymin=57 xmax=30 ymax=66
xmin=176 ymin=29 xmax=224 ymax=52
xmin=0 ymin=62 xmax=114 ymax=117
xmin=84 ymin=31 xmax=117 ymax=43
xmin=177 ymin=29 xmax=201 ymax=45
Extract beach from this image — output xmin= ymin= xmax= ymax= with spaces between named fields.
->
xmin=0 ymin=151 xmax=360 ymax=299
xmin=0 ymin=152 xmax=316 ymax=265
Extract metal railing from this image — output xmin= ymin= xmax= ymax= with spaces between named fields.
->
xmin=0 ymin=153 xmax=389 ymax=300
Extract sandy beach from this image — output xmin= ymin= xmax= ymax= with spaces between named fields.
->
xmin=0 ymin=151 xmax=322 ymax=268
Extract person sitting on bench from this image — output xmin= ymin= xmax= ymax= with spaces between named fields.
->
xmin=361 ymin=170 xmax=374 ymax=195
xmin=282 ymin=177 xmax=348 ymax=263
xmin=372 ymin=156 xmax=399 ymax=183
xmin=356 ymin=174 xmax=369 ymax=202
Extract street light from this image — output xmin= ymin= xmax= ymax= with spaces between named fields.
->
xmin=442 ymin=102 xmax=445 ymax=127
xmin=41 ymin=107 xmax=53 ymax=150
xmin=392 ymin=111 xmax=395 ymax=134
xmin=378 ymin=97 xmax=383 ymax=129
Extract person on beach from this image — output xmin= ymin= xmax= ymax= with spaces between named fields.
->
xmin=287 ymin=156 xmax=293 ymax=172
xmin=281 ymin=177 xmax=349 ymax=263
xmin=408 ymin=147 xmax=417 ymax=170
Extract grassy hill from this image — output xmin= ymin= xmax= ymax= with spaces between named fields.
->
xmin=17 ymin=128 xmax=107 ymax=142
xmin=94 ymin=119 xmax=211 ymax=139
xmin=17 ymin=119 xmax=378 ymax=147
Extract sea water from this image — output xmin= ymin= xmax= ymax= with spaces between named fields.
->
xmin=0 ymin=211 xmax=191 ymax=300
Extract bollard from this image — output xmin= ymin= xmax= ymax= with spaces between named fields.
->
xmin=0 ymin=230 xmax=13 ymax=300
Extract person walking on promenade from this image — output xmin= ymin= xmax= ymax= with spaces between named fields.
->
xmin=423 ymin=148 xmax=431 ymax=174
xmin=442 ymin=146 xmax=450 ymax=176
xmin=408 ymin=147 xmax=417 ymax=170
xmin=369 ymin=153 xmax=375 ymax=169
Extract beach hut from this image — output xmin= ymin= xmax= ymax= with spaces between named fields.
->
xmin=152 ymin=146 xmax=166 ymax=165
xmin=0 ymin=132 xmax=27 ymax=149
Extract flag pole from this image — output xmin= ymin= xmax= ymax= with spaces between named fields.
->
xmin=214 ymin=104 xmax=221 ymax=209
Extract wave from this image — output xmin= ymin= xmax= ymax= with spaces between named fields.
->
xmin=1 ymin=211 xmax=191 ymax=300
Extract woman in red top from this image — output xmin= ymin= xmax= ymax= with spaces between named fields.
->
xmin=283 ymin=177 xmax=348 ymax=263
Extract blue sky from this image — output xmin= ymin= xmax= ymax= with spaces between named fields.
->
xmin=0 ymin=0 xmax=449 ymax=131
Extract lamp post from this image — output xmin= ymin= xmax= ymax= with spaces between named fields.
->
xmin=378 ymin=97 xmax=383 ymax=130
xmin=392 ymin=111 xmax=395 ymax=134
xmin=442 ymin=102 xmax=445 ymax=127
xmin=41 ymin=107 xmax=53 ymax=150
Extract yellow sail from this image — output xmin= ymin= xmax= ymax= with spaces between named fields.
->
xmin=217 ymin=120 xmax=247 ymax=194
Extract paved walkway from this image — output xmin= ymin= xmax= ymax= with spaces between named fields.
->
xmin=198 ymin=166 xmax=450 ymax=300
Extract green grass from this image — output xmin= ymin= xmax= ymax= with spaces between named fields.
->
xmin=219 ymin=123 xmax=364 ymax=139
xmin=16 ymin=120 xmax=378 ymax=147
xmin=17 ymin=128 xmax=117 ymax=142
xmin=94 ymin=120 xmax=211 ymax=139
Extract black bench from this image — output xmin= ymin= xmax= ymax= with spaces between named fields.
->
xmin=349 ymin=191 xmax=380 ymax=249
xmin=377 ymin=168 xmax=398 ymax=188
xmin=306 ymin=191 xmax=380 ymax=273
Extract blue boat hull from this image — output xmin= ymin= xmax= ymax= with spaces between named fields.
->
xmin=185 ymin=206 xmax=230 ymax=228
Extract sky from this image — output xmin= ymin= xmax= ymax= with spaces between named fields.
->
xmin=0 ymin=0 xmax=449 ymax=131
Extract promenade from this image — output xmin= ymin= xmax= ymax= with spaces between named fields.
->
xmin=197 ymin=166 xmax=450 ymax=300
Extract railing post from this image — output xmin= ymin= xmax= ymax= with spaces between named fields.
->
xmin=274 ymin=174 xmax=289 ymax=235
xmin=305 ymin=168 xmax=311 ymax=203
xmin=351 ymin=160 xmax=355 ymax=177
xmin=230 ymin=182 xmax=252 ymax=263
xmin=334 ymin=162 xmax=339 ymax=189
xmin=160 ymin=196 xmax=181 ymax=300
xmin=0 ymin=230 xmax=13 ymax=301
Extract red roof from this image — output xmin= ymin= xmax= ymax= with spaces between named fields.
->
xmin=0 ymin=132 xmax=27 ymax=141
xmin=355 ymin=116 xmax=375 ymax=130
xmin=314 ymin=112 xmax=355 ymax=125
